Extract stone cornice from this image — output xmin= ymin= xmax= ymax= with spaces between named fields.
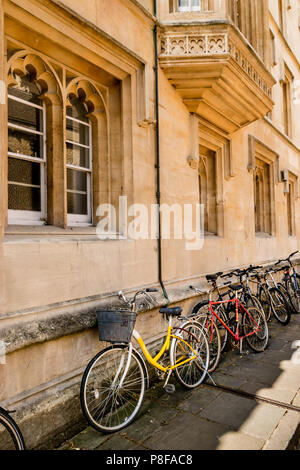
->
xmin=9 ymin=0 xmax=147 ymax=68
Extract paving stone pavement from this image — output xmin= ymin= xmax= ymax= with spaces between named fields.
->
xmin=58 ymin=312 xmax=300 ymax=451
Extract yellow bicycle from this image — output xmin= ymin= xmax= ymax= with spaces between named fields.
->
xmin=80 ymin=288 xmax=209 ymax=433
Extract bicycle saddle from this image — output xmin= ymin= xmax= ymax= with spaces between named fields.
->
xmin=230 ymin=284 xmax=243 ymax=291
xmin=206 ymin=272 xmax=223 ymax=282
xmin=159 ymin=307 xmax=182 ymax=317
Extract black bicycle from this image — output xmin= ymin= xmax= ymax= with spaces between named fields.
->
xmin=275 ymin=251 xmax=300 ymax=314
xmin=0 ymin=407 xmax=25 ymax=450
xmin=253 ymin=267 xmax=291 ymax=325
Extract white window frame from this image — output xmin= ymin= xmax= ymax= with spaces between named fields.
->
xmin=178 ymin=0 xmax=202 ymax=12
xmin=66 ymin=114 xmax=93 ymax=227
xmin=8 ymin=93 xmax=47 ymax=226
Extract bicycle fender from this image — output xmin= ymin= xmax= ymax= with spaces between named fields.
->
xmin=192 ymin=300 xmax=209 ymax=315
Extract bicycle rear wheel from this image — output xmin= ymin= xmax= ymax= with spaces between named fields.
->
xmin=171 ymin=322 xmax=209 ymax=389
xmin=285 ymin=277 xmax=300 ymax=313
xmin=193 ymin=300 xmax=228 ymax=354
xmin=80 ymin=345 xmax=145 ymax=433
xmin=258 ymin=284 xmax=271 ymax=322
xmin=0 ymin=409 xmax=25 ymax=450
xmin=214 ymin=304 xmax=229 ymax=353
xmin=269 ymin=287 xmax=291 ymax=325
xmin=242 ymin=307 xmax=269 ymax=353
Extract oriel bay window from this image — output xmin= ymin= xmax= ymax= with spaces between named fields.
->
xmin=8 ymin=74 xmax=46 ymax=225
xmin=66 ymin=97 xmax=92 ymax=226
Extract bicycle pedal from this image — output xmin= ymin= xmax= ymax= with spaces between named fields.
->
xmin=164 ymin=384 xmax=176 ymax=394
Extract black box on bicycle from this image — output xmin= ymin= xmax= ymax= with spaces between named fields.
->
xmin=96 ymin=310 xmax=137 ymax=344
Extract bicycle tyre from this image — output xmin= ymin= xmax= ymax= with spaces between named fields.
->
xmin=242 ymin=307 xmax=269 ymax=353
xmin=248 ymin=293 xmax=266 ymax=318
xmin=258 ymin=284 xmax=272 ymax=322
xmin=171 ymin=321 xmax=209 ymax=390
xmin=0 ymin=408 xmax=25 ymax=450
xmin=80 ymin=345 xmax=146 ymax=434
xmin=285 ymin=277 xmax=300 ymax=313
xmin=192 ymin=300 xmax=228 ymax=354
xmin=192 ymin=314 xmax=221 ymax=373
xmin=269 ymin=287 xmax=291 ymax=325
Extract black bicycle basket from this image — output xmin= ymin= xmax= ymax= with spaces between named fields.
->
xmin=97 ymin=310 xmax=137 ymax=344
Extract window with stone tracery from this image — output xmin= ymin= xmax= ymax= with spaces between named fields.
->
xmin=8 ymin=74 xmax=46 ymax=225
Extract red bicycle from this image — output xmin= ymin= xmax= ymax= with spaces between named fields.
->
xmin=190 ymin=282 xmax=269 ymax=358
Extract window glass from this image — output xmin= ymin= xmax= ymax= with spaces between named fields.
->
xmin=8 ymin=128 xmax=43 ymax=159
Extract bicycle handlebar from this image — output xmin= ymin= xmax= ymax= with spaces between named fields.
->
xmin=190 ymin=281 xmax=231 ymax=295
xmin=118 ymin=288 xmax=158 ymax=306
xmin=275 ymin=251 xmax=299 ymax=266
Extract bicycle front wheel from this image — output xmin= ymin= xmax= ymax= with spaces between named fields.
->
xmin=0 ymin=409 xmax=25 ymax=450
xmin=242 ymin=307 xmax=269 ymax=353
xmin=269 ymin=287 xmax=291 ymax=325
xmin=258 ymin=284 xmax=272 ymax=322
xmin=193 ymin=314 xmax=221 ymax=373
xmin=80 ymin=345 xmax=145 ymax=434
xmin=171 ymin=322 xmax=209 ymax=390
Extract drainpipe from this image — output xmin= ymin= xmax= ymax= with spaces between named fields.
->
xmin=153 ymin=1 xmax=170 ymax=304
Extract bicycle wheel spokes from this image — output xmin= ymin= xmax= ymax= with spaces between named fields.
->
xmin=172 ymin=322 xmax=209 ymax=389
xmin=259 ymin=285 xmax=271 ymax=322
xmin=269 ymin=288 xmax=291 ymax=325
xmin=81 ymin=346 xmax=145 ymax=433
xmin=195 ymin=314 xmax=221 ymax=372
xmin=286 ymin=278 xmax=300 ymax=313
xmin=243 ymin=307 xmax=269 ymax=352
xmin=214 ymin=304 xmax=229 ymax=352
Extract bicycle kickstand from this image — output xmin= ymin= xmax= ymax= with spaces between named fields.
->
xmin=239 ymin=338 xmax=248 ymax=356
xmin=163 ymin=370 xmax=175 ymax=394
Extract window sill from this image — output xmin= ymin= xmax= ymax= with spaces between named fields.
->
xmin=4 ymin=225 xmax=127 ymax=244
xmin=204 ymin=232 xmax=219 ymax=238
xmin=255 ymin=232 xmax=273 ymax=239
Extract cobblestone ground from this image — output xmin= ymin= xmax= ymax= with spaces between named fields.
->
xmin=59 ymin=311 xmax=300 ymax=451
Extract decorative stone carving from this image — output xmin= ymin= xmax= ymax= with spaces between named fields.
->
xmin=7 ymin=52 xmax=62 ymax=104
xmin=159 ymin=25 xmax=275 ymax=134
xmin=160 ymin=32 xmax=271 ymax=98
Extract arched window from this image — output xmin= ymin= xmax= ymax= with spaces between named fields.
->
xmin=8 ymin=74 xmax=46 ymax=224
xmin=198 ymin=147 xmax=217 ymax=235
xmin=254 ymin=161 xmax=271 ymax=235
xmin=66 ymin=96 xmax=92 ymax=226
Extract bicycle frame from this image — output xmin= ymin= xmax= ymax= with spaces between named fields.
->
xmin=131 ymin=316 xmax=198 ymax=373
xmin=208 ymin=297 xmax=261 ymax=343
